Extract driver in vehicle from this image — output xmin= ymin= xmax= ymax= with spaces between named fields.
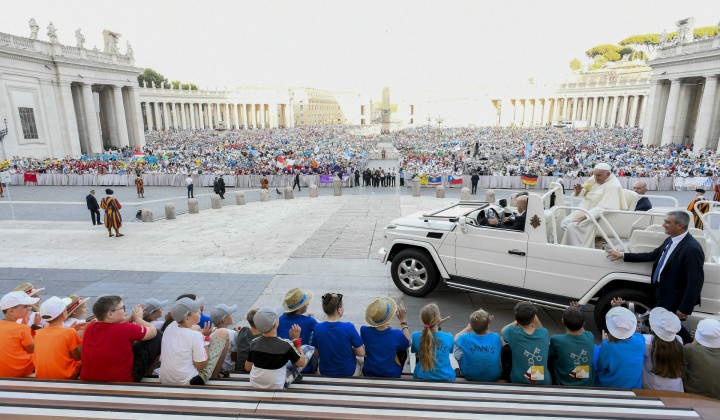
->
xmin=488 ymin=195 xmax=527 ymax=231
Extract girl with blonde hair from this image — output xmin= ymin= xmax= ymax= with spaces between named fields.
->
xmin=411 ymin=303 xmax=455 ymax=381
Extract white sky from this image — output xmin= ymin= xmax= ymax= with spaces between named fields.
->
xmin=2 ymin=0 xmax=718 ymax=95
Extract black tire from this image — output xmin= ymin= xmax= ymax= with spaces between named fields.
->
xmin=594 ymin=288 xmax=654 ymax=333
xmin=390 ymin=248 xmax=439 ymax=297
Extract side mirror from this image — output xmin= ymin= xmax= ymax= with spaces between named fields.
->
xmin=458 ymin=216 xmax=468 ymax=233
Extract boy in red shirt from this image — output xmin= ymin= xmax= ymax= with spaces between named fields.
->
xmin=0 ymin=291 xmax=39 ymax=377
xmin=34 ymin=297 xmax=82 ymax=379
xmin=81 ymin=295 xmax=159 ymax=382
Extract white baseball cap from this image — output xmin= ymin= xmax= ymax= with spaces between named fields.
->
xmin=605 ymin=307 xmax=637 ymax=340
xmin=649 ymin=307 xmax=681 ymax=342
xmin=40 ymin=296 xmax=72 ymax=321
xmin=695 ymin=319 xmax=720 ymax=348
xmin=0 ymin=291 xmax=40 ymax=311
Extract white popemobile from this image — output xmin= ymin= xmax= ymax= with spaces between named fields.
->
xmin=379 ymin=183 xmax=720 ymax=329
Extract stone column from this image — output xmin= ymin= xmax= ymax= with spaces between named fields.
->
xmin=163 ymin=103 xmax=171 ymax=130
xmin=518 ymin=100 xmax=526 ymax=126
xmin=589 ymin=98 xmax=597 ymax=127
xmin=227 ymin=103 xmax=233 ymax=128
xmin=143 ymin=103 xmax=152 ymax=131
xmin=629 ymin=95 xmax=639 ymax=127
xmin=693 ymin=75 xmax=719 ymax=150
xmin=111 ymin=86 xmax=130 ymax=148
xmin=562 ymin=97 xmax=569 ymax=119
xmin=58 ymin=82 xmax=83 ymax=157
xmin=642 ymin=82 xmax=664 ymax=145
xmin=260 ymin=104 xmax=266 ymax=129
xmin=153 ymin=102 xmax=162 ymax=130
xmin=81 ymin=83 xmax=103 ymax=154
xmin=214 ymin=103 xmax=221 ymax=127
xmin=617 ymin=96 xmax=628 ymax=128
xmin=581 ymin=97 xmax=589 ymax=122
xmin=637 ymin=95 xmax=648 ymax=129
xmin=609 ymin=97 xmax=618 ymax=127
xmin=552 ymin=98 xmax=560 ymax=121
xmin=661 ymin=79 xmax=683 ymax=145
xmin=189 ymin=104 xmax=196 ymax=129
xmin=542 ymin=99 xmax=551 ymax=125
xmin=180 ymin=103 xmax=187 ymax=129
xmin=600 ymin=96 xmax=609 ymax=127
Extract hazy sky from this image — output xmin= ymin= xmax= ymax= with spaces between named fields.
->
xmin=3 ymin=0 xmax=718 ymax=94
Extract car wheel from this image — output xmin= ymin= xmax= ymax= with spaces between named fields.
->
xmin=391 ymin=249 xmax=439 ymax=297
xmin=594 ymin=288 xmax=654 ymax=334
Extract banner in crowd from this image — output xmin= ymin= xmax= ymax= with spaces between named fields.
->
xmin=674 ymin=177 xmax=712 ymax=190
xmin=319 ymin=175 xmax=350 ymax=183
xmin=521 ymin=173 xmax=538 ymax=186
xmin=418 ymin=175 xmax=442 ymax=186
xmin=447 ymin=175 xmax=463 ymax=185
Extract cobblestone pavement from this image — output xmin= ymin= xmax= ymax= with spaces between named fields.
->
xmin=0 ymin=183 xmax=708 ymax=339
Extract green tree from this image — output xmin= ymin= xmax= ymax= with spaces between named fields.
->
xmin=695 ymin=26 xmax=719 ymax=38
xmin=630 ymin=51 xmax=648 ymax=61
xmin=603 ymin=50 xmax=621 ymax=61
xmin=618 ymin=47 xmax=634 ymax=57
xmin=585 ymin=44 xmax=622 ymax=59
xmin=589 ymin=55 xmax=607 ymax=70
xmin=182 ymin=83 xmax=198 ymax=90
xmin=618 ymin=34 xmax=660 ymax=54
xmin=137 ymin=68 xmax=168 ymax=88
xmin=569 ymin=58 xmax=582 ymax=71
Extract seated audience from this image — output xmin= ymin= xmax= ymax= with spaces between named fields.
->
xmin=684 ymin=319 xmax=720 ymax=400
xmin=454 ymin=309 xmax=502 ymax=383
xmin=13 ymin=283 xmax=44 ymax=331
xmin=549 ymin=302 xmax=594 ymax=386
xmin=278 ymin=288 xmax=318 ymax=373
xmin=411 ymin=303 xmax=455 ymax=381
xmin=159 ymin=297 xmax=229 ymax=385
xmin=63 ymin=295 xmax=90 ymax=332
xmin=360 ymin=298 xmax=410 ymax=378
xmin=642 ymin=307 xmax=684 ymax=391
xmin=311 ymin=293 xmax=365 ymax=377
xmin=0 ymin=291 xmax=38 ymax=377
xmin=594 ymin=304 xmax=644 ymax=388
xmin=209 ymin=303 xmax=239 ymax=373
xmin=34 ymin=297 xmax=82 ymax=379
xmin=80 ymin=295 xmax=159 ymax=382
xmin=142 ymin=298 xmax=169 ymax=330
xmin=246 ymin=306 xmax=307 ymax=388
xmin=235 ymin=308 xmax=261 ymax=372
xmin=502 ymin=301 xmax=551 ymax=385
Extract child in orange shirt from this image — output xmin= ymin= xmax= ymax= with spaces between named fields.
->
xmin=0 ymin=291 xmax=38 ymax=377
xmin=34 ymin=297 xmax=82 ymax=380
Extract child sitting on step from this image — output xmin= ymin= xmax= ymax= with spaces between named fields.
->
xmin=235 ymin=308 xmax=261 ymax=372
xmin=642 ymin=307 xmax=684 ymax=392
xmin=549 ymin=302 xmax=594 ymax=386
xmin=312 ymin=293 xmax=365 ymax=377
xmin=501 ymin=301 xmax=551 ymax=385
xmin=454 ymin=309 xmax=502 ymax=382
xmin=683 ymin=319 xmax=720 ymax=400
xmin=411 ymin=303 xmax=455 ymax=381
xmin=0 ymin=291 xmax=39 ymax=378
xmin=361 ymin=297 xmax=410 ymax=378
xmin=593 ymin=301 xmax=644 ymax=388
xmin=209 ymin=303 xmax=239 ymax=373
xmin=34 ymin=297 xmax=82 ymax=380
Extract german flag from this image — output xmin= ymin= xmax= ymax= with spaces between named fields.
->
xmin=521 ymin=173 xmax=538 ymax=186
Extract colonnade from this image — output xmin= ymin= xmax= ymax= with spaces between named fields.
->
xmin=642 ymin=74 xmax=720 ymax=150
xmin=500 ymin=94 xmax=648 ymax=129
xmin=140 ymin=102 xmax=291 ymax=130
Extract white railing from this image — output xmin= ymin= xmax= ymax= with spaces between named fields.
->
xmin=656 ymin=36 xmax=720 ymax=58
xmin=0 ymin=31 xmax=134 ymax=66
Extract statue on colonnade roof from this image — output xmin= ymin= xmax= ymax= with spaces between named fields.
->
xmin=29 ymin=18 xmax=39 ymax=40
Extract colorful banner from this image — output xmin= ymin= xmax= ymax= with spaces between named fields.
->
xmin=521 ymin=174 xmax=538 ymax=186
xmin=319 ymin=175 xmax=351 ymax=183
xmin=674 ymin=177 xmax=712 ymax=190
xmin=427 ymin=176 xmax=442 ymax=186
xmin=447 ymin=175 xmax=463 ymax=185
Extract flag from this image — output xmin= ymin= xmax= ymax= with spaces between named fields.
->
xmin=427 ymin=176 xmax=442 ymax=186
xmin=361 ymin=149 xmax=366 ymax=161
xmin=344 ymin=148 xmax=351 ymax=160
xmin=418 ymin=174 xmax=430 ymax=185
xmin=521 ymin=173 xmax=538 ymax=186
xmin=447 ymin=175 xmax=463 ymax=185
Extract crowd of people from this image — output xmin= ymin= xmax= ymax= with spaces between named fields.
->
xmin=1 ymin=284 xmax=719 ymax=399
xmin=1 ymin=126 xmax=720 ymax=180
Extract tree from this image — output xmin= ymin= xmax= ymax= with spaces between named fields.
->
xmin=630 ymin=51 xmax=648 ymax=61
xmin=603 ymin=50 xmax=621 ymax=61
xmin=182 ymin=83 xmax=198 ymax=90
xmin=589 ymin=55 xmax=607 ymax=70
xmin=137 ymin=68 xmax=168 ymax=88
xmin=618 ymin=34 xmax=660 ymax=54
xmin=585 ymin=44 xmax=622 ymax=59
xmin=695 ymin=26 xmax=719 ymax=38
xmin=569 ymin=58 xmax=582 ymax=71
xmin=618 ymin=47 xmax=634 ymax=57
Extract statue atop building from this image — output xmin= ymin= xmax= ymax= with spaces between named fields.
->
xmin=29 ymin=18 xmax=39 ymax=40
xmin=659 ymin=30 xmax=667 ymax=45
xmin=47 ymin=22 xmax=58 ymax=44
xmin=102 ymin=29 xmax=121 ymax=54
xmin=75 ymin=29 xmax=85 ymax=48
xmin=125 ymin=41 xmax=134 ymax=59
xmin=675 ymin=17 xmax=695 ymax=44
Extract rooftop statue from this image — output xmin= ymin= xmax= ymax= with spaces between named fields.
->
xmin=75 ymin=29 xmax=85 ymax=48
xmin=47 ymin=22 xmax=58 ymax=44
xmin=125 ymin=41 xmax=134 ymax=59
xmin=29 ymin=18 xmax=39 ymax=40
xmin=102 ymin=29 xmax=121 ymax=54
xmin=659 ymin=30 xmax=667 ymax=44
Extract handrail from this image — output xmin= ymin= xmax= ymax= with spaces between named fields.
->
xmin=549 ymin=205 xmax=619 ymax=251
xmin=639 ymin=194 xmax=679 ymax=208
xmin=699 ymin=210 xmax=720 ymax=261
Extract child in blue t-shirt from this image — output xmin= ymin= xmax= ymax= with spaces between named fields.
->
xmin=454 ymin=309 xmax=502 ymax=382
xmin=278 ymin=288 xmax=318 ymax=373
xmin=501 ymin=301 xmax=552 ymax=385
xmin=549 ymin=302 xmax=594 ymax=386
xmin=360 ymin=297 xmax=410 ymax=378
xmin=311 ymin=293 xmax=365 ymax=377
xmin=594 ymin=304 xmax=644 ymax=388
xmin=411 ymin=303 xmax=455 ymax=381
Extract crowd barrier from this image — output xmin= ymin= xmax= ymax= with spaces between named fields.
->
xmin=6 ymin=173 xmax=716 ymax=191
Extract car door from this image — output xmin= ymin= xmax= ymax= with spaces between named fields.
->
xmin=454 ymin=224 xmax=528 ymax=288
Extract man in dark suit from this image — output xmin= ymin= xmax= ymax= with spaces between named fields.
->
xmin=293 ymin=171 xmax=301 ymax=191
xmin=217 ymin=176 xmax=226 ymax=199
xmin=471 ymin=172 xmax=480 ymax=194
xmin=606 ymin=211 xmax=704 ymax=343
xmin=86 ymin=189 xmax=101 ymax=226
xmin=632 ymin=181 xmax=652 ymax=211
xmin=488 ymin=195 xmax=527 ymax=231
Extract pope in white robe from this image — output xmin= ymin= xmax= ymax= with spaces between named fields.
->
xmin=561 ymin=163 xmax=629 ymax=248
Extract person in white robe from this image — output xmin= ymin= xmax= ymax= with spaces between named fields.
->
xmin=561 ymin=163 xmax=629 ymax=248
